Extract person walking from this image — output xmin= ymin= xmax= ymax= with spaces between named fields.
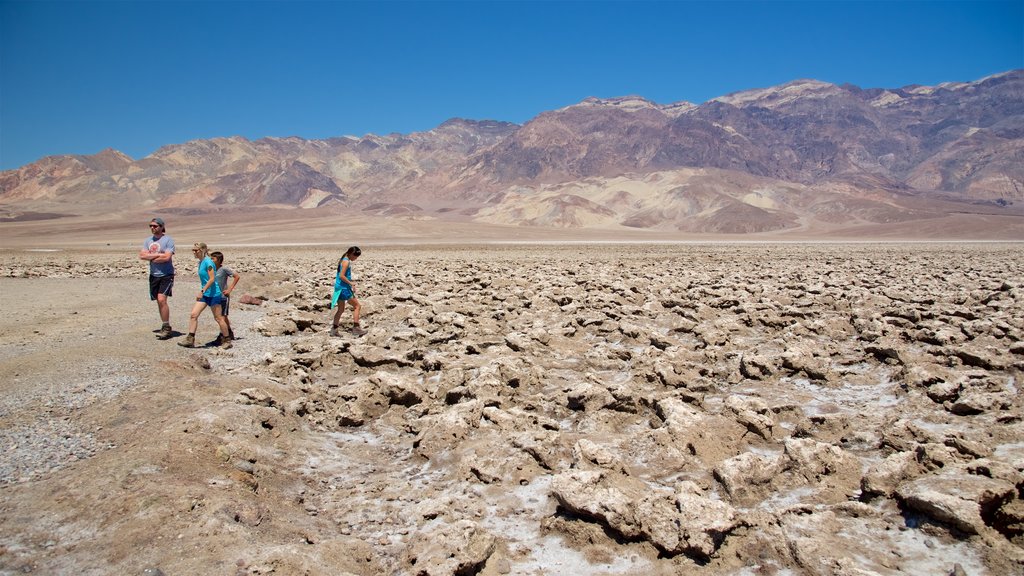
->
xmin=331 ymin=246 xmax=366 ymax=336
xmin=178 ymin=243 xmax=232 ymax=349
xmin=139 ymin=217 xmax=175 ymax=339
xmin=210 ymin=250 xmax=240 ymax=342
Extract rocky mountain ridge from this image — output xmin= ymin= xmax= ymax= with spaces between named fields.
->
xmin=2 ymin=70 xmax=1022 ymax=235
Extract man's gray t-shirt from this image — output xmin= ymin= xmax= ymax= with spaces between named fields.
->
xmin=142 ymin=234 xmax=175 ymax=277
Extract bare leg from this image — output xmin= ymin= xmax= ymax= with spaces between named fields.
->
xmin=178 ymin=301 xmax=207 ymax=347
xmin=211 ymin=305 xmax=230 ymax=337
xmin=223 ymin=297 xmax=234 ymax=337
xmin=156 ymin=293 xmax=170 ymax=323
xmin=333 ymin=301 xmax=346 ymax=327
xmin=187 ymin=301 xmax=208 ymax=335
xmin=350 ymin=297 xmax=361 ymax=325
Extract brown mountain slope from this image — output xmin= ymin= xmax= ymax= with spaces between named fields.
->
xmin=1 ymin=71 xmax=1021 ymax=237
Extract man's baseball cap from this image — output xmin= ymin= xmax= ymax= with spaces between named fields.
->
xmin=150 ymin=217 xmax=165 ymax=227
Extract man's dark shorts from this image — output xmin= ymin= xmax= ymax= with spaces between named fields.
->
xmin=149 ymin=274 xmax=174 ymax=300
xmin=221 ymin=294 xmax=231 ymax=316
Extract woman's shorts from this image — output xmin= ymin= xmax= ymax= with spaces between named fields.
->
xmin=149 ymin=274 xmax=174 ymax=300
xmin=201 ymin=295 xmax=226 ymax=307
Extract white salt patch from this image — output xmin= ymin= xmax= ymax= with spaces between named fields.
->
xmin=994 ymin=442 xmax=1024 ymax=460
xmin=475 ymin=476 xmax=651 ymax=575
xmin=835 ymin=362 xmax=872 ymax=374
xmin=788 ymin=373 xmax=902 ymax=417
xmin=747 ymin=446 xmax=783 ymax=458
xmin=479 ymin=477 xmax=553 ymax=541
xmin=514 ymin=537 xmax=644 ymax=575
xmin=835 ymin=519 xmax=987 ymax=575
xmin=298 ymin=430 xmax=388 ymax=476
xmin=658 ymin=470 xmax=706 ymax=485
xmin=608 ymin=370 xmax=632 ymax=385
xmin=780 ymin=501 xmax=988 ymax=574
xmin=733 ymin=567 xmax=800 ymax=576
xmin=327 ymin=429 xmax=383 ymax=448
xmin=758 ymin=486 xmax=816 ymax=511
xmin=910 ymin=419 xmax=957 ymax=436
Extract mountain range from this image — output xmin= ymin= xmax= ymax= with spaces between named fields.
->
xmin=2 ymin=70 xmax=1022 ymax=235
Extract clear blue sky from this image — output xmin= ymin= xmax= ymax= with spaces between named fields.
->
xmin=1 ymin=0 xmax=1021 ymax=170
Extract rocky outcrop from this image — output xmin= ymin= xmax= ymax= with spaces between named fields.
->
xmin=201 ymin=243 xmax=1023 ymax=573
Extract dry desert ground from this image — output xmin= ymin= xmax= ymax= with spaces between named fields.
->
xmin=0 ymin=237 xmax=1023 ymax=575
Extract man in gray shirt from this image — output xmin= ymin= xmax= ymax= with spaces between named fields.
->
xmin=138 ymin=217 xmax=175 ymax=339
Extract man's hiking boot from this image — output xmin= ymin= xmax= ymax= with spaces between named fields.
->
xmin=157 ymin=324 xmax=172 ymax=339
xmin=220 ymin=335 xmax=233 ymax=350
xmin=351 ymin=325 xmax=367 ymax=336
xmin=329 ymin=326 xmax=340 ymax=337
xmin=177 ymin=334 xmax=195 ymax=348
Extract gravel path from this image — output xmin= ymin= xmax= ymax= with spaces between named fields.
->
xmin=0 ymin=273 xmax=291 ymax=486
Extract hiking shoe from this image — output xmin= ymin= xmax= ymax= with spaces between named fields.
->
xmin=177 ymin=335 xmax=195 ymax=348
xmin=220 ymin=336 xmax=233 ymax=350
xmin=209 ymin=335 xmax=223 ymax=346
xmin=351 ymin=325 xmax=367 ymax=336
xmin=157 ymin=325 xmax=172 ymax=339
xmin=329 ymin=326 xmax=340 ymax=337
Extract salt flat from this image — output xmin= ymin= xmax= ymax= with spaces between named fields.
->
xmin=0 ymin=243 xmax=1021 ymax=575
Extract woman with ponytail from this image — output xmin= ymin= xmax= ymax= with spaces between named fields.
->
xmin=331 ymin=246 xmax=365 ymax=336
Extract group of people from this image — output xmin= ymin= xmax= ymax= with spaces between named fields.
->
xmin=140 ymin=217 xmax=365 ymax=348
xmin=139 ymin=217 xmax=240 ymax=349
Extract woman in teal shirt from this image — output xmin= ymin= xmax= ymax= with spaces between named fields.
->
xmin=179 ymin=242 xmax=232 ymax=349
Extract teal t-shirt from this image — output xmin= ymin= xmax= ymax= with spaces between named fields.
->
xmin=199 ymin=256 xmax=223 ymax=298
